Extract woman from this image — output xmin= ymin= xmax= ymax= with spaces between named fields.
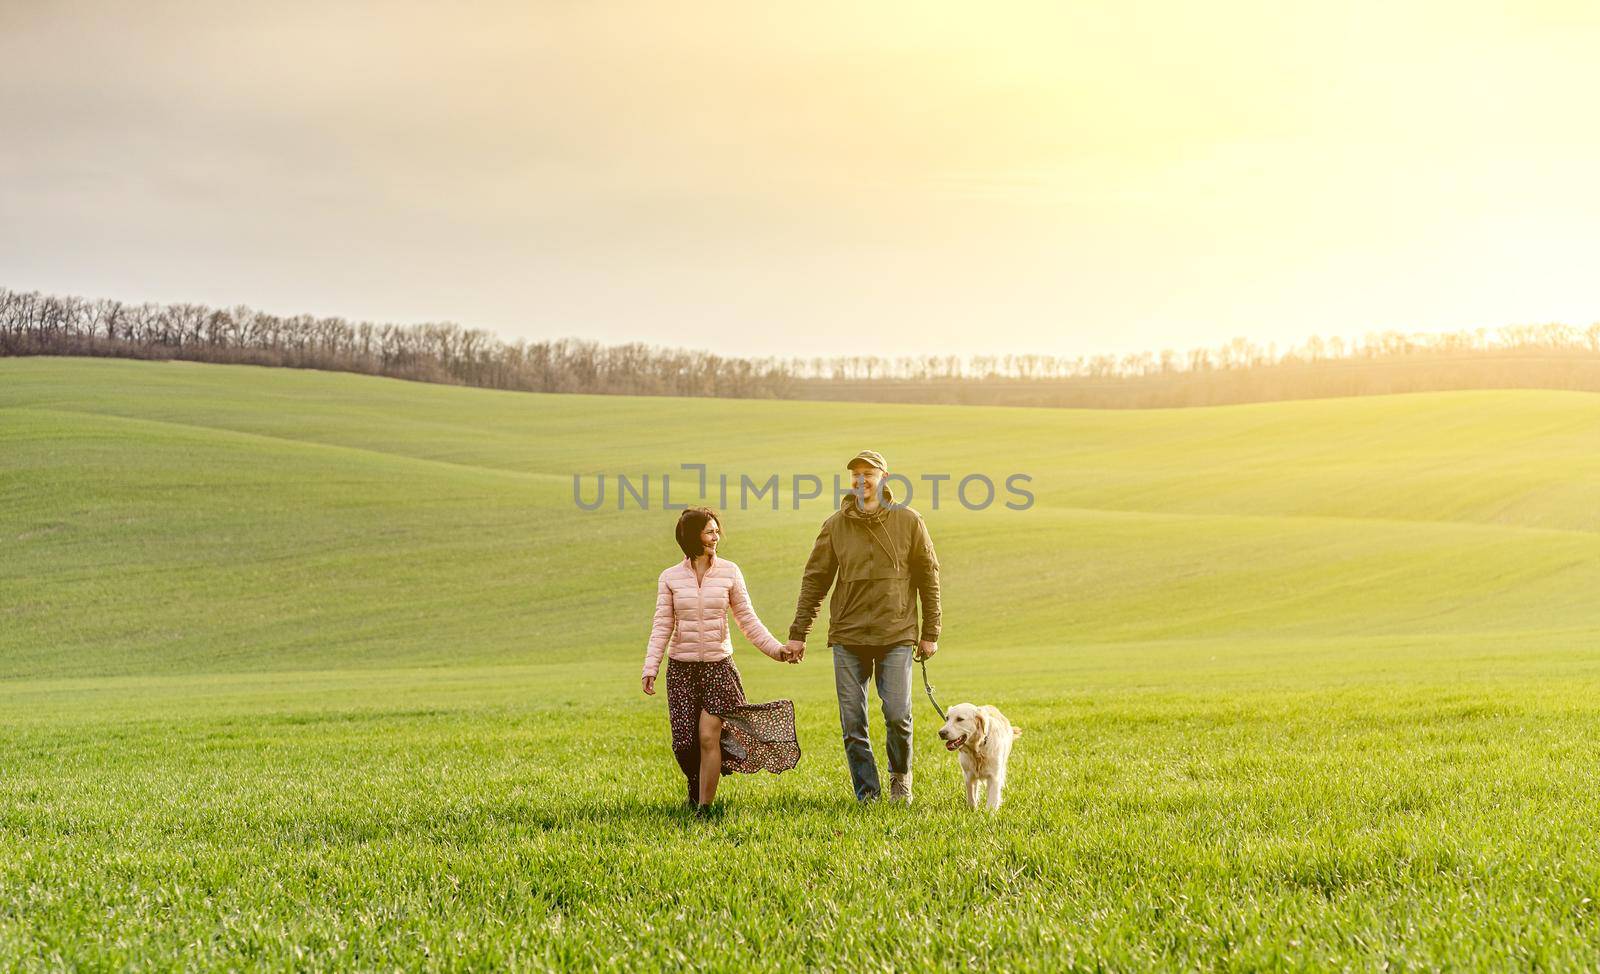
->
xmin=642 ymin=506 xmax=799 ymax=813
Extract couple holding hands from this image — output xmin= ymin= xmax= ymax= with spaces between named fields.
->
xmin=641 ymin=450 xmax=943 ymax=812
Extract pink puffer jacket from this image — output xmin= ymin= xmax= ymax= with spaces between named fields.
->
xmin=642 ymin=555 xmax=786 ymax=679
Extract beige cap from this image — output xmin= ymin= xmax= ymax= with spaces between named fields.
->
xmin=845 ymin=450 xmax=887 ymax=472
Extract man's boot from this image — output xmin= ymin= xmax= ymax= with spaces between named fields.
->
xmin=889 ymin=771 xmax=913 ymax=805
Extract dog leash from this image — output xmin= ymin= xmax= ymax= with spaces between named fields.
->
xmin=918 ymin=656 xmax=946 ymax=720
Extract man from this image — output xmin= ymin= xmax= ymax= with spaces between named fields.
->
xmin=786 ymin=450 xmax=941 ymax=805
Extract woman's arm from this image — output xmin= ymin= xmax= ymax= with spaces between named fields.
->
xmin=729 ymin=566 xmax=787 ymax=661
xmin=642 ymin=575 xmax=675 ymax=682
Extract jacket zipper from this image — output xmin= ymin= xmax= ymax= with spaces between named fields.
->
xmin=693 ymin=557 xmax=720 ymax=652
xmin=697 ymin=563 xmax=706 ymax=651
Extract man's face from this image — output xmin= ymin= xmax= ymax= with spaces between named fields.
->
xmin=849 ymin=462 xmax=884 ymax=499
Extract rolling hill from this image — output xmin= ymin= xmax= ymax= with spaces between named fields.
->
xmin=3 ymin=356 xmax=1596 ymax=682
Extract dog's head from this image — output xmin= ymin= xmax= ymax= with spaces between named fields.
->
xmin=937 ymin=703 xmax=987 ymax=752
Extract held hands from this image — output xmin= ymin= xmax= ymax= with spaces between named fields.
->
xmin=642 ymin=674 xmax=656 ymax=695
xmin=783 ymin=639 xmax=806 ymax=664
xmin=914 ymin=640 xmax=938 ymax=661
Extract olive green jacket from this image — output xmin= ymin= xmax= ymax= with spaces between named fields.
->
xmin=788 ymin=487 xmax=942 ymax=648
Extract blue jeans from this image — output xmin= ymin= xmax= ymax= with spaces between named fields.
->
xmin=831 ymin=643 xmax=914 ymax=801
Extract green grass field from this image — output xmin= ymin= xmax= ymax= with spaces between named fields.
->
xmin=3 ymin=357 xmax=1600 ymax=971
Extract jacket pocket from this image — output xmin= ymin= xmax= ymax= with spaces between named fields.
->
xmin=833 ymin=572 xmax=909 ymax=631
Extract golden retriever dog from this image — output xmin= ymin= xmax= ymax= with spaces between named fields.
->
xmin=937 ymin=703 xmax=1022 ymax=812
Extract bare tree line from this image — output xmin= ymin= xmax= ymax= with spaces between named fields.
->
xmin=4 ymin=285 xmax=1599 ymax=407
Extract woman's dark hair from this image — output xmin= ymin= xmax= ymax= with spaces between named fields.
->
xmin=675 ymin=507 xmax=721 ymax=559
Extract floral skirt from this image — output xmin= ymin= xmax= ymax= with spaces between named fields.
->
xmin=666 ymin=657 xmax=799 ymax=774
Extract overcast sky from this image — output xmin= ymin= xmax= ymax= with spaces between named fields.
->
xmin=4 ymin=0 xmax=1600 ymax=359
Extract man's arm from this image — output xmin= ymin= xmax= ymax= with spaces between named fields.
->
xmin=910 ymin=515 xmax=941 ymax=644
xmin=788 ymin=518 xmax=838 ymax=644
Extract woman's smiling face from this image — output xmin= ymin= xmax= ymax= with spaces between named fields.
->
xmin=699 ymin=518 xmax=720 ymax=555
